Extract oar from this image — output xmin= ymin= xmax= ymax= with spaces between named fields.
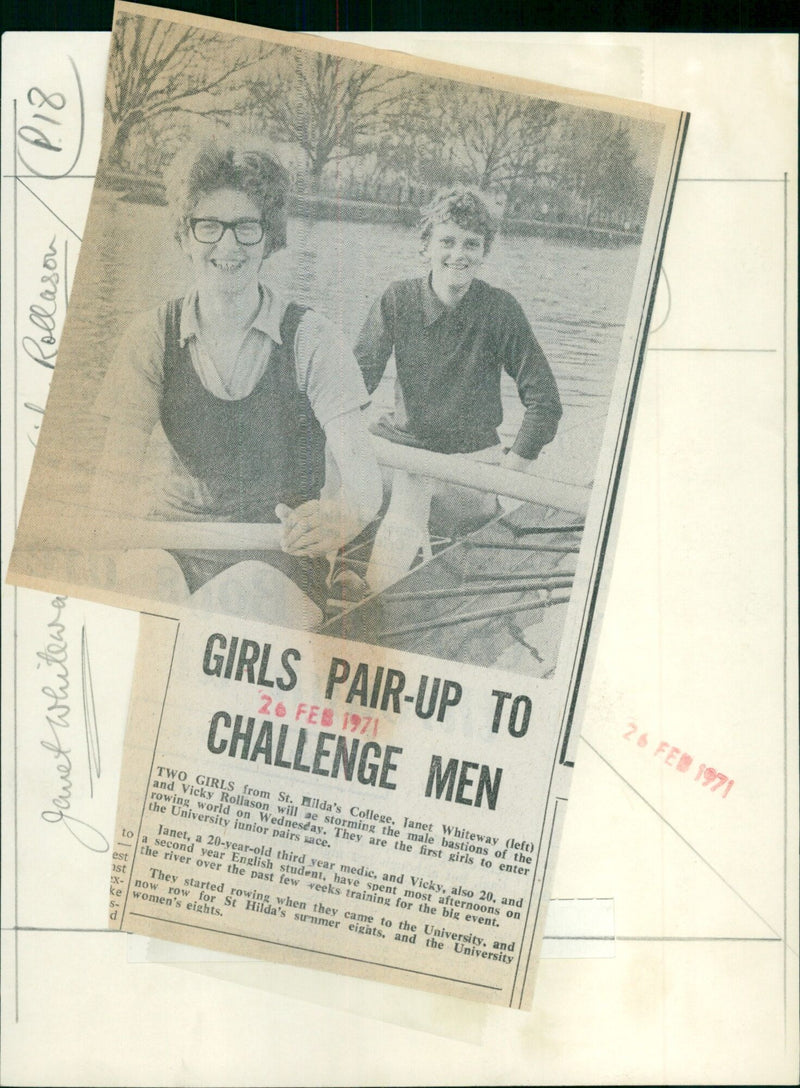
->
xmin=376 ymin=595 xmax=572 ymax=639
xmin=17 ymin=511 xmax=284 ymax=552
xmin=17 ymin=439 xmax=589 ymax=553
xmin=383 ymin=578 xmax=574 ymax=602
xmin=371 ymin=436 xmax=590 ymax=516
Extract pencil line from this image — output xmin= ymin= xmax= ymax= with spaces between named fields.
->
xmin=120 ymin=622 xmax=180 ymax=924
xmin=13 ymin=97 xmax=21 ymax=1026
xmin=1 ymin=173 xmax=98 ymax=178
xmin=128 ymin=913 xmax=502 ymax=990
xmin=546 ymin=935 xmax=784 ymax=942
xmin=5 ymin=927 xmax=113 ymax=933
xmin=582 ymin=738 xmax=783 ymax=940
xmin=0 ymin=927 xmax=784 ymax=943
xmin=544 ymin=935 xmax=614 ymax=941
xmin=678 ymin=178 xmax=786 ymax=183
xmin=16 ymin=176 xmax=83 ymax=241
xmin=63 ymin=238 xmax=70 ymax=311
xmin=782 ymin=168 xmax=789 ymax=1046
xmin=647 ymin=347 xmax=776 ymax=353
xmin=614 ymin=935 xmax=783 ymax=943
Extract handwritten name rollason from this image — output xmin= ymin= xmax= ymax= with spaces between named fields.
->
xmin=17 ymin=58 xmax=83 ymax=381
xmin=22 ymin=236 xmax=64 ymax=373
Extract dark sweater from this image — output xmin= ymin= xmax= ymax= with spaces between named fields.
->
xmin=354 ymin=276 xmax=561 ymax=459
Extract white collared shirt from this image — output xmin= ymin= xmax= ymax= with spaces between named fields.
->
xmin=178 ymin=284 xmax=285 ymax=401
xmin=97 ymin=282 xmax=368 ymax=432
xmin=95 ymin=282 xmax=370 ymax=518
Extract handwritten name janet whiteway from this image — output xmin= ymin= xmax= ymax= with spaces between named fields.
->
xmin=37 ymin=595 xmax=109 ymax=853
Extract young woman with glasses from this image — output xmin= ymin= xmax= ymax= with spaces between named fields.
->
xmin=92 ymin=138 xmax=382 ymax=628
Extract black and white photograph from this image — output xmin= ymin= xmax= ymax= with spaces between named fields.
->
xmin=10 ymin=2 xmax=681 ymax=682
xmin=2 ymin=10 xmax=797 ymax=1080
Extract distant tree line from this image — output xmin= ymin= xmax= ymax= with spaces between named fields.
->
xmin=102 ymin=14 xmax=656 ymax=232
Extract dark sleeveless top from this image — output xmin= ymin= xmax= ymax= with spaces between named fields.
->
xmin=157 ymin=298 xmax=329 ymax=611
xmin=160 ymin=298 xmax=327 ymax=522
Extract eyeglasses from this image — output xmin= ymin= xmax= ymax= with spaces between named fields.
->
xmin=188 ymin=218 xmax=265 ymax=245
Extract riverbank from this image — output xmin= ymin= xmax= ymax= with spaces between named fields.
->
xmin=96 ymin=168 xmax=642 ymax=247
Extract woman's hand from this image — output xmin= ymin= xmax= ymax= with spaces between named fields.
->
xmin=276 ymin=500 xmax=362 ymax=557
xmin=276 ymin=407 xmax=383 ymax=556
xmin=501 ymin=449 xmax=535 ymax=474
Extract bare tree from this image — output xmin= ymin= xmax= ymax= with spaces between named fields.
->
xmin=436 ymin=85 xmax=561 ymax=199
xmin=551 ymin=113 xmax=652 ymax=227
xmin=104 ymin=14 xmax=269 ymax=170
xmin=371 ymin=76 xmax=464 ymax=193
xmin=249 ymin=50 xmax=411 ymax=190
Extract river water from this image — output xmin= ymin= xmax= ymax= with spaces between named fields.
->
xmin=58 ymin=191 xmax=642 ymax=488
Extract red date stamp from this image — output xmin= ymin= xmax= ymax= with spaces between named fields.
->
xmin=257 ymin=692 xmax=380 ymax=737
xmin=622 ymin=722 xmax=734 ymax=798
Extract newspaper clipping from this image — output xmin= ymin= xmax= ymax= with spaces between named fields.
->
xmin=7 ymin=2 xmax=687 ymax=1007
xmin=112 ymin=609 xmax=576 ymax=1007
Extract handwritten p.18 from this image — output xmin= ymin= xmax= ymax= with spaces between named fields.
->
xmin=16 ymin=59 xmax=85 ymax=180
